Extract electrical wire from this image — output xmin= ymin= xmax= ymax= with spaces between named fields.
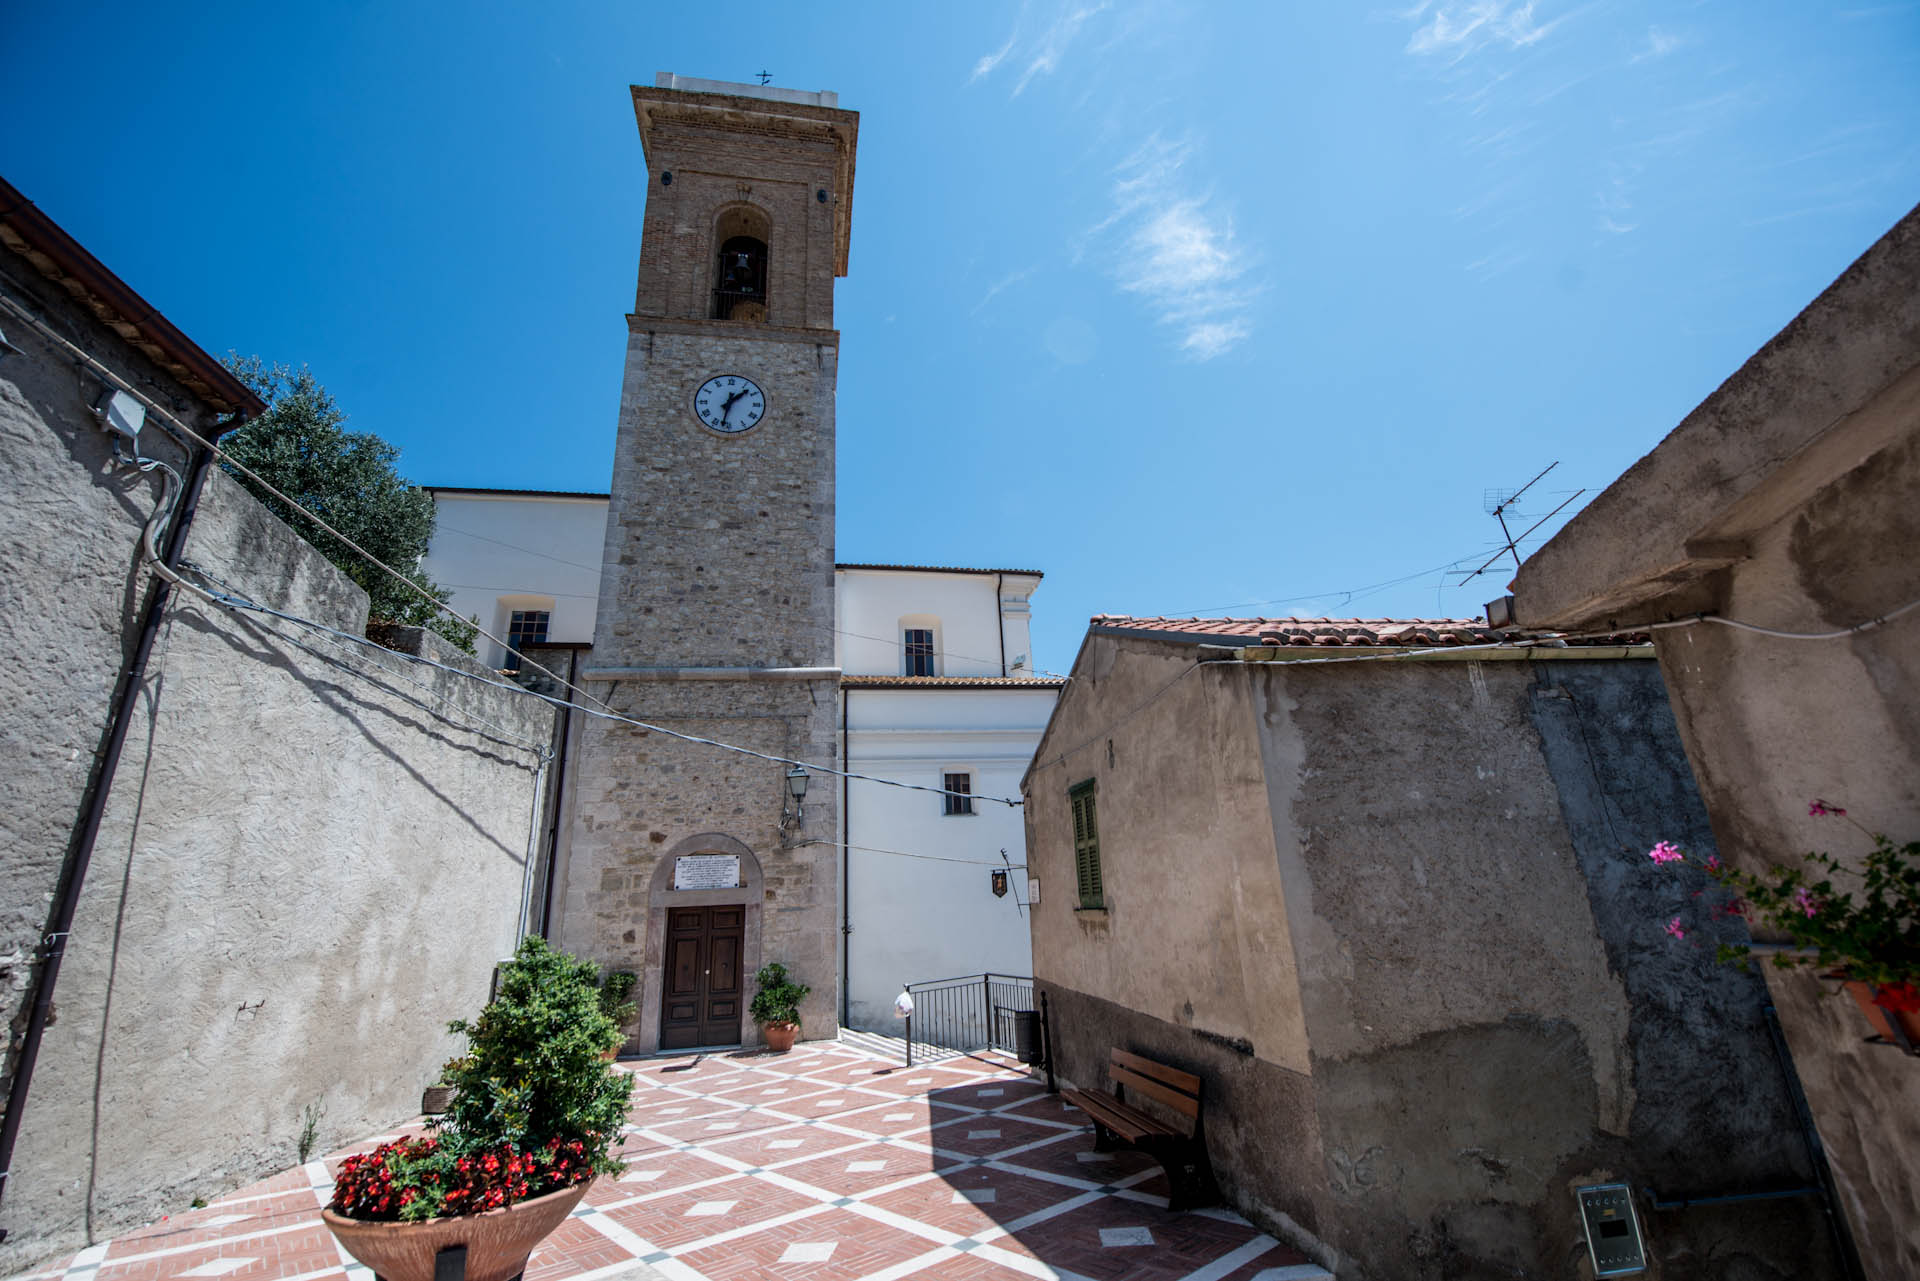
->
xmin=184 ymin=565 xmax=556 ymax=758
xmin=833 ymin=626 xmax=1072 ymax=682
xmin=0 ymin=287 xmax=1013 ymax=808
xmin=0 ymin=287 xmax=608 ymax=717
xmin=160 ymin=563 xmax=1022 ymax=807
xmin=805 ymin=838 xmax=1030 ymax=868
xmin=1642 ymin=602 xmax=1920 ymax=642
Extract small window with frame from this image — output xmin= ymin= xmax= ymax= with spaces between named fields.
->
xmin=904 ymin=628 xmax=936 ymax=677
xmin=1069 ymin=780 xmax=1103 ymax=909
xmin=504 ymin=609 xmax=550 ymax=673
xmin=943 ymin=772 xmax=974 ymax=816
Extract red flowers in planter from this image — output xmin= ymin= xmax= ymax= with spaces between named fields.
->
xmin=329 ymin=1135 xmax=597 ymax=1223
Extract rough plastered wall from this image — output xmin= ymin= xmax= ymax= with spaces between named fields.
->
xmin=1260 ymin=656 xmax=1837 ymax=1279
xmin=0 ymin=458 xmax=557 ymax=1266
xmin=0 ymin=250 xmax=217 ymax=1140
xmin=1024 ymin=636 xmax=1328 ymax=1251
xmin=1026 ymin=633 xmax=1839 ymax=1279
xmin=1647 ymin=426 xmax=1920 ymax=1279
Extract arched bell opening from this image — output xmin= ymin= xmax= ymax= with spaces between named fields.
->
xmin=712 ymin=205 xmax=772 ymax=321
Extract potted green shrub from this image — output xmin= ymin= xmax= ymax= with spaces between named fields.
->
xmin=749 ymin=961 xmax=810 ymax=1053
xmin=597 ymin=968 xmax=638 ymax=1061
xmin=321 ymin=937 xmax=634 ymax=1281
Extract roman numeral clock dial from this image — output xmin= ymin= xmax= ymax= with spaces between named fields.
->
xmin=693 ymin=374 xmax=766 ymax=434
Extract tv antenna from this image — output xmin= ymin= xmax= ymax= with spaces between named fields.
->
xmin=1456 ymin=462 xmax=1586 ymax=584
xmin=756 ymin=69 xmax=773 ymax=85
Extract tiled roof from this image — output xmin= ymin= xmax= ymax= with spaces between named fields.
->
xmin=837 ymin=563 xmax=1044 ymax=578
xmin=1 ymin=177 xmax=265 ymax=417
xmin=426 ymin=486 xmax=610 ymax=500
xmin=841 ymin=674 xmax=1066 ymax=689
xmin=1091 ymin=615 xmax=1650 ymax=648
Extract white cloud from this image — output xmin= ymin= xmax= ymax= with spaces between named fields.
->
xmin=971 ymin=268 xmax=1033 ymax=316
xmin=969 ymin=2 xmax=1110 ymax=96
xmin=1013 ymin=3 xmax=1109 ymax=96
xmin=1404 ymin=1 xmax=1562 ymax=60
xmin=1631 ymin=25 xmax=1685 ymax=63
xmin=971 ymin=29 xmax=1017 ymax=82
xmin=1094 ymin=135 xmax=1256 ymax=360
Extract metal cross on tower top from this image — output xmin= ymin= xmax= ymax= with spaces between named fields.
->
xmin=756 ymin=69 xmax=772 ymax=85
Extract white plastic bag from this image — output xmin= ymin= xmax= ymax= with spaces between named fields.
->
xmin=893 ymin=990 xmax=915 ymax=1019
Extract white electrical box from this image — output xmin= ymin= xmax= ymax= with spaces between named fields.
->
xmin=98 ymin=389 xmax=146 ymax=441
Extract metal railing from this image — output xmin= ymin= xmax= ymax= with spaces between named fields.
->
xmin=711 ymin=288 xmax=768 ymax=321
xmin=902 ymin=973 xmax=1037 ymax=1066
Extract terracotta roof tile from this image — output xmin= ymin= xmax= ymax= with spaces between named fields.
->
xmin=841 ymin=674 xmax=1066 ymax=689
xmin=1089 ymin=615 xmax=1648 ymax=648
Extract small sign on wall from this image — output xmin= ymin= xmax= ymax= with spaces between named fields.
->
xmin=673 ymin=854 xmax=741 ymax=891
xmin=1027 ymin=878 xmax=1040 ymax=904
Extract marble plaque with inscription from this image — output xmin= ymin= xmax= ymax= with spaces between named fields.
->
xmin=673 ymin=854 xmax=741 ymax=891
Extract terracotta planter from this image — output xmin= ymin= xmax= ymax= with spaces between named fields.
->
xmin=1838 ymin=978 xmax=1920 ymax=1054
xmin=762 ymin=1021 xmax=799 ymax=1053
xmin=322 ymin=1180 xmax=590 ymax=1281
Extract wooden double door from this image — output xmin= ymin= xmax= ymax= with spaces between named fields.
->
xmin=661 ymin=905 xmax=744 ymax=1050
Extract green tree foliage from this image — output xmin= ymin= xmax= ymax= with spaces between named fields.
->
xmin=440 ymin=937 xmax=634 ymax=1163
xmin=219 ymin=356 xmax=476 ymax=652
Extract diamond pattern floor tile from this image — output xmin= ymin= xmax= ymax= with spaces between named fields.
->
xmin=37 ymin=1038 xmax=1307 ymax=1281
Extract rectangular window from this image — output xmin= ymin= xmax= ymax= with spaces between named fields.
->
xmin=1069 ymin=780 xmax=1102 ymax=909
xmin=504 ymin=610 xmax=550 ymax=673
xmin=943 ymin=772 xmax=974 ymax=816
xmin=904 ymin=628 xmax=935 ymax=677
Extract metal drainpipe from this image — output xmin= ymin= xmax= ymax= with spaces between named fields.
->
xmin=840 ymin=685 xmax=851 ymax=1028
xmin=0 ymin=425 xmax=232 ymax=1236
xmin=535 ymin=647 xmax=579 ymax=940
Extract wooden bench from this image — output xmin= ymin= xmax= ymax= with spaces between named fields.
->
xmin=1061 ymin=1048 xmax=1218 ymax=1210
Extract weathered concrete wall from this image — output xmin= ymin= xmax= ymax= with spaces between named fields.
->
xmin=0 ymin=252 xmax=216 ymax=1134
xmin=1027 ymin=635 xmax=1838 ymax=1278
xmin=1 ymin=261 xmax=557 ymax=1264
xmin=1270 ymin=656 xmax=1833 ymax=1277
xmin=1640 ymin=428 xmax=1920 ymax=1278
xmin=1511 ymin=202 xmax=1919 ymax=1278
xmin=1025 ymin=637 xmax=1325 ymax=1241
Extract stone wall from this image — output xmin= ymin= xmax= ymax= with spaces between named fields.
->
xmin=0 ymin=260 xmax=558 ymax=1265
xmin=553 ymin=674 xmax=841 ymax=1049
xmin=1027 ymin=634 xmax=1841 ymax=1278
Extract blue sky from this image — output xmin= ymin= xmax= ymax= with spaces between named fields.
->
xmin=6 ymin=2 xmax=1916 ymax=671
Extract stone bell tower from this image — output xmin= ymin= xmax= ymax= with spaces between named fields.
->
xmin=557 ymin=74 xmax=856 ymax=1052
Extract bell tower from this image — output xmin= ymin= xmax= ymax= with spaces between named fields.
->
xmin=560 ymin=75 xmax=856 ymax=1053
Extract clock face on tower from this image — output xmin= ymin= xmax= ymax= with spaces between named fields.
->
xmin=692 ymin=374 xmax=766 ymax=434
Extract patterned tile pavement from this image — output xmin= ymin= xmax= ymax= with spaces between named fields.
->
xmin=11 ymin=1038 xmax=1326 ymax=1281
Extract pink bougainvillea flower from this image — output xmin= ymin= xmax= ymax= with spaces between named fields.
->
xmin=1647 ymin=841 xmax=1684 ymax=865
xmin=1665 ymin=917 xmax=1686 ymax=940
xmin=1704 ymin=855 xmax=1722 ymax=872
xmin=1808 ymin=800 xmax=1846 ymax=817
xmin=1793 ymin=886 xmax=1820 ymax=918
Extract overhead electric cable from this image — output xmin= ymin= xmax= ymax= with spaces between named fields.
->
xmin=162 ymin=566 xmax=1020 ymax=807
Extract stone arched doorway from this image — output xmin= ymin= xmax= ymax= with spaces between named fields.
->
xmin=636 ymin=834 xmax=764 ymax=1053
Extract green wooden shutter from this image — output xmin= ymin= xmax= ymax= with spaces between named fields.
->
xmin=1070 ymin=781 xmax=1102 ymax=908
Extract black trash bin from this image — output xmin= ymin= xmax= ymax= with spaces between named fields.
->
xmin=1011 ymin=1009 xmax=1041 ymax=1064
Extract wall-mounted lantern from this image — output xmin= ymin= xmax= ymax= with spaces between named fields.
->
xmin=783 ymin=764 xmax=810 ymax=828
